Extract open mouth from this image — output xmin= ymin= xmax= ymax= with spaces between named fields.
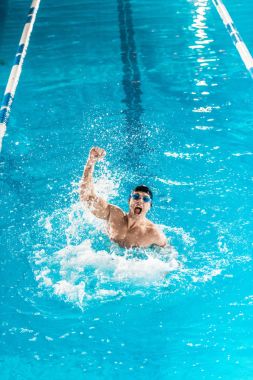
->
xmin=134 ymin=206 xmax=142 ymax=215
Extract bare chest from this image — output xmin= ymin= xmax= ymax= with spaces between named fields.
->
xmin=107 ymin=216 xmax=154 ymax=248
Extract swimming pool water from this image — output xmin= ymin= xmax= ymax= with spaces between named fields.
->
xmin=1 ymin=0 xmax=253 ymax=379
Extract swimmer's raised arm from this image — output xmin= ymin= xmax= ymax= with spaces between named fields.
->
xmin=79 ymin=147 xmax=111 ymax=220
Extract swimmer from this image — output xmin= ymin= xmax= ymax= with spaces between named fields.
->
xmin=80 ymin=147 xmax=167 ymax=248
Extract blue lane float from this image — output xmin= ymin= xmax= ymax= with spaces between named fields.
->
xmin=212 ymin=0 xmax=253 ymax=78
xmin=0 ymin=0 xmax=41 ymax=151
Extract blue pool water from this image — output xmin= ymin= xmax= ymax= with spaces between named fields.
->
xmin=1 ymin=0 xmax=253 ymax=378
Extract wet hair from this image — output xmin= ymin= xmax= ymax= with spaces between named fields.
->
xmin=132 ymin=185 xmax=153 ymax=200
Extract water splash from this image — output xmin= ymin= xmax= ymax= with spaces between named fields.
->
xmin=30 ymin=164 xmax=243 ymax=309
xmin=33 ymin=240 xmax=179 ymax=308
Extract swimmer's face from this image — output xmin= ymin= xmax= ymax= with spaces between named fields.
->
xmin=129 ymin=191 xmax=152 ymax=216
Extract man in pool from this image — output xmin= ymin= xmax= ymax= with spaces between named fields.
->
xmin=79 ymin=147 xmax=167 ymax=248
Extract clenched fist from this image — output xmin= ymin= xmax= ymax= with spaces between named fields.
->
xmin=89 ymin=147 xmax=106 ymax=163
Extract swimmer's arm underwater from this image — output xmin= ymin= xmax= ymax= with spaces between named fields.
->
xmin=79 ymin=147 xmax=111 ymax=220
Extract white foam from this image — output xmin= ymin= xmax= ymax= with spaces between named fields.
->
xmin=163 ymin=226 xmax=196 ymax=246
xmin=157 ymin=177 xmax=193 ymax=186
xmin=192 ymin=268 xmax=222 ymax=283
xmin=53 ymin=280 xmax=87 ymax=306
xmin=34 ymin=239 xmax=180 ymax=307
xmin=232 ymin=152 xmax=253 ymax=157
xmin=164 ymin=151 xmax=204 ymax=160
xmin=55 ymin=240 xmax=179 ymax=281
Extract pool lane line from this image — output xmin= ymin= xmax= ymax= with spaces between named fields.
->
xmin=117 ymin=0 xmax=143 ymax=128
xmin=0 ymin=0 xmax=41 ymax=152
xmin=212 ymin=0 xmax=253 ymax=79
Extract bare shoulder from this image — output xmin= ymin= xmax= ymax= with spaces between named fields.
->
xmin=108 ymin=204 xmax=125 ymax=219
xmin=146 ymin=222 xmax=167 ymax=247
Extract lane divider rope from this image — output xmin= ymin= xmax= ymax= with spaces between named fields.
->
xmin=212 ymin=0 xmax=253 ymax=79
xmin=0 ymin=0 xmax=41 ymax=151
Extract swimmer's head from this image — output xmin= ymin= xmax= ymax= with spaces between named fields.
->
xmin=133 ymin=185 xmax=153 ymax=200
xmin=129 ymin=185 xmax=153 ymax=217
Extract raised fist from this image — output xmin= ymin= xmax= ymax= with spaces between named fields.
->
xmin=89 ymin=147 xmax=106 ymax=162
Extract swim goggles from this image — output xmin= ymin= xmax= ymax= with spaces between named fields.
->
xmin=130 ymin=193 xmax=152 ymax=203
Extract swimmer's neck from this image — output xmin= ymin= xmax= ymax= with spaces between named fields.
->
xmin=126 ymin=212 xmax=147 ymax=229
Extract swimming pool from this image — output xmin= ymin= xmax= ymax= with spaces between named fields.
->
xmin=1 ymin=0 xmax=253 ymax=378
